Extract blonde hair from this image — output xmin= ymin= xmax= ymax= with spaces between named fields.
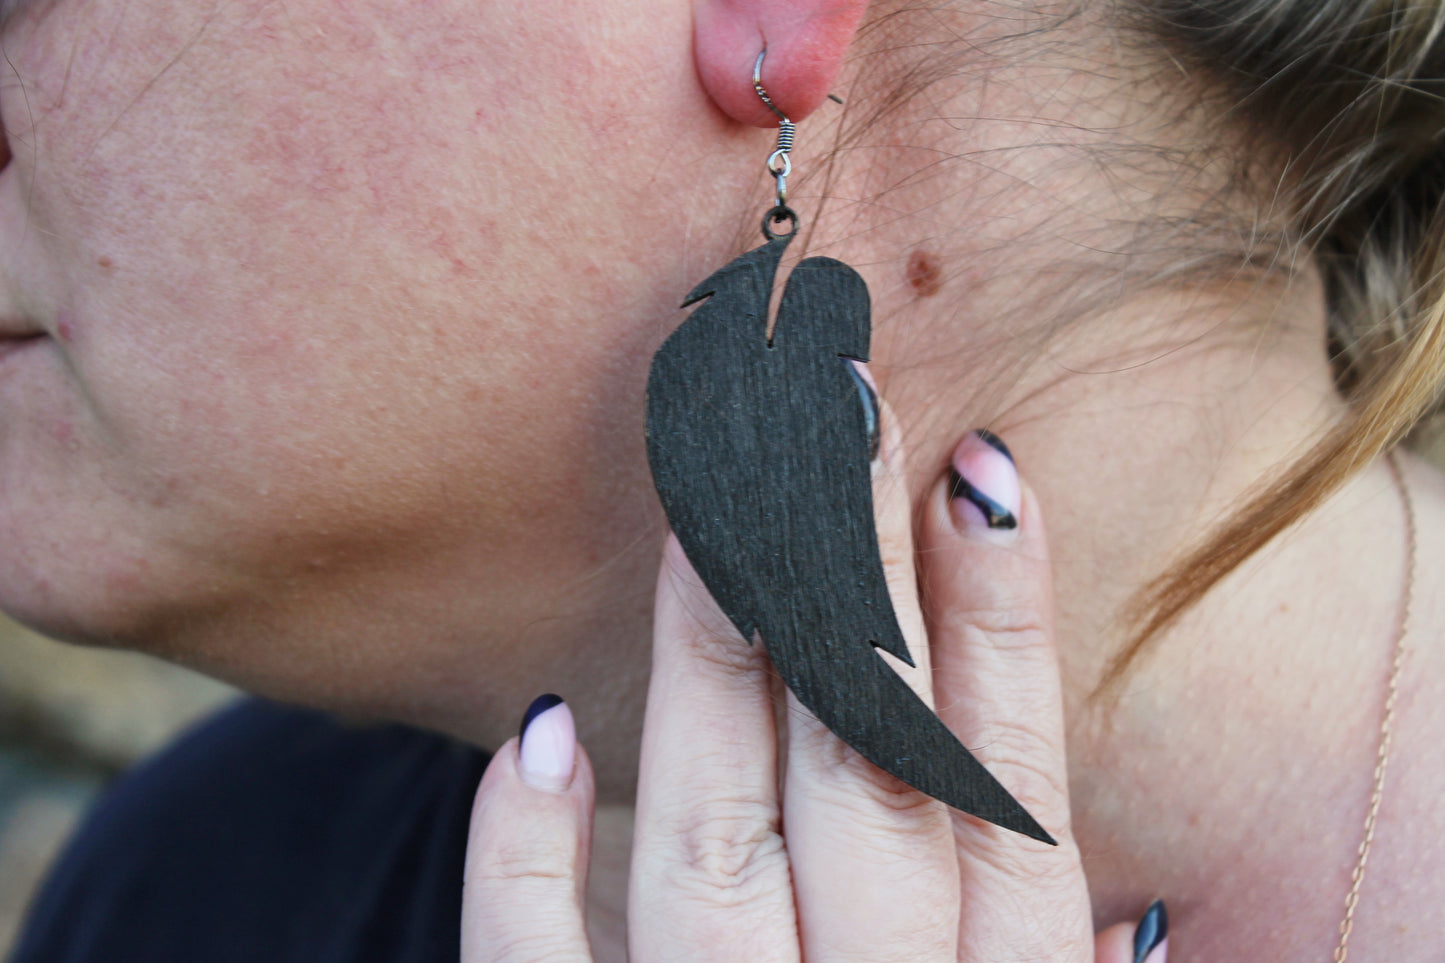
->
xmin=1106 ymin=0 xmax=1445 ymax=685
xmin=843 ymin=1 xmax=1445 ymax=682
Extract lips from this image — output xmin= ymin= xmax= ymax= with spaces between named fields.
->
xmin=0 ymin=314 xmax=45 ymax=339
xmin=0 ymin=326 xmax=46 ymax=361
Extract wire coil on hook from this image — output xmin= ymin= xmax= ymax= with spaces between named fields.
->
xmin=753 ymin=51 xmax=795 ymax=207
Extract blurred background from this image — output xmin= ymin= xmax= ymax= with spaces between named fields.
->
xmin=2 ymin=434 xmax=1443 ymax=958
xmin=0 ymin=619 xmax=235 ymax=955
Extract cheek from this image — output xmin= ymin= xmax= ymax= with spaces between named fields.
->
xmin=0 ymin=268 xmax=659 ymax=646
xmin=0 ymin=0 xmax=726 ymax=648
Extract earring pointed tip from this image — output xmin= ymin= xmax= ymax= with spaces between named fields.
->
xmin=980 ymin=804 xmax=1057 ymax=846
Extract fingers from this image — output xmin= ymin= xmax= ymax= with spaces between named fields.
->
xmin=1129 ymin=899 xmax=1170 ymax=963
xmin=462 ymin=697 xmax=595 ymax=963
xmin=1095 ymin=922 xmax=1138 ymax=963
xmin=778 ymin=402 xmax=960 ymax=962
xmin=918 ymin=430 xmax=1094 ymax=960
xmin=465 ymin=415 xmax=1144 ymax=963
xmin=871 ymin=398 xmax=931 ymax=693
xmin=627 ymin=537 xmax=798 ymax=963
xmin=1097 ymin=900 xmax=1170 ymax=963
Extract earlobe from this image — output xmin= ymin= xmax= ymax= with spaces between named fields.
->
xmin=693 ymin=0 xmax=868 ymax=127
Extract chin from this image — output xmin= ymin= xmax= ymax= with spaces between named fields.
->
xmin=0 ymin=509 xmax=214 ymax=658
xmin=0 ymin=561 xmax=161 ymax=653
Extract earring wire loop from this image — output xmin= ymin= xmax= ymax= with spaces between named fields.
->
xmin=753 ymin=50 xmax=796 ymax=210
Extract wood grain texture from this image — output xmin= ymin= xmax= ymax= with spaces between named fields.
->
xmin=645 ymin=234 xmax=1052 ymax=844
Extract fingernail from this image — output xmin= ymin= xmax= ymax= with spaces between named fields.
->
xmin=1133 ymin=899 xmax=1168 ymax=963
xmin=847 ymin=360 xmax=881 ymax=460
xmin=518 ymin=694 xmax=576 ymax=792
xmin=948 ymin=429 xmax=1020 ymax=536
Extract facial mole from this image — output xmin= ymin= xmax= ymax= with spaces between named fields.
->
xmin=97 ymin=255 xmax=114 ymax=271
xmin=906 ymin=248 xmax=942 ymax=298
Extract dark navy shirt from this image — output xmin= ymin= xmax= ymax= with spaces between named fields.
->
xmin=9 ymin=699 xmax=489 ymax=963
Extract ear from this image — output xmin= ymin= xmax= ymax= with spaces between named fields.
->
xmin=694 ymin=0 xmax=869 ymax=126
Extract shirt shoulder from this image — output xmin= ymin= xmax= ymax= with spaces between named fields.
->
xmin=10 ymin=698 xmax=489 ymax=963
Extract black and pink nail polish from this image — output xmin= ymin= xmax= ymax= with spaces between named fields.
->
xmin=949 ymin=429 xmax=1020 ymax=531
xmin=846 ymin=360 xmax=881 ymax=460
xmin=518 ymin=693 xmax=576 ymax=791
xmin=1132 ymin=899 xmax=1168 ymax=963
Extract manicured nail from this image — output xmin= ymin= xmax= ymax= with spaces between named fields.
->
xmin=847 ymin=360 xmax=880 ymax=460
xmin=1133 ymin=899 xmax=1168 ymax=963
xmin=518 ymin=694 xmax=576 ymax=792
xmin=948 ymin=429 xmax=1020 ymax=535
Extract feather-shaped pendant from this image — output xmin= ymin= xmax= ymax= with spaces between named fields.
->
xmin=645 ymin=230 xmax=1054 ymax=845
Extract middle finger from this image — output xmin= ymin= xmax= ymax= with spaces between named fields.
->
xmin=780 ymin=409 xmax=960 ymax=963
xmin=628 ymin=536 xmax=798 ymax=963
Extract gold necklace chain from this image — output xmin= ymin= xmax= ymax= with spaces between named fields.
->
xmin=1333 ymin=452 xmax=1416 ymax=962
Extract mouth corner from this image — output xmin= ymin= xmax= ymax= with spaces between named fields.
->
xmin=0 ymin=331 xmax=47 ymax=360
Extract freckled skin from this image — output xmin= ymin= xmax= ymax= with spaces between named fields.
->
xmin=7 ymin=23 xmax=1437 ymax=947
xmin=0 ymin=0 xmax=759 ymax=763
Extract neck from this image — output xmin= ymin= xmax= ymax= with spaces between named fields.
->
xmin=861 ymin=218 xmax=1341 ymax=679
xmin=879 ymin=259 xmax=1410 ymax=951
xmin=575 ymin=252 xmax=1412 ymax=958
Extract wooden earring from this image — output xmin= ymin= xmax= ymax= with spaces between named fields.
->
xmin=645 ymin=52 xmax=1052 ymax=845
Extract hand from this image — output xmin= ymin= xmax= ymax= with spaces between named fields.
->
xmin=460 ymin=413 xmax=1166 ymax=962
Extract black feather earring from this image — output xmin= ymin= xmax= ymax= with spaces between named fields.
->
xmin=645 ymin=52 xmax=1052 ymax=846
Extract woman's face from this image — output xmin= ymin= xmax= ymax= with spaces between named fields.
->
xmin=1 ymin=0 xmax=1193 ymax=759
xmin=0 ymin=0 xmax=767 ymax=707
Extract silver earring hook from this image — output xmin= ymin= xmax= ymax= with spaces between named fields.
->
xmin=753 ymin=49 xmax=795 ymax=208
xmin=753 ymin=50 xmax=790 ymax=124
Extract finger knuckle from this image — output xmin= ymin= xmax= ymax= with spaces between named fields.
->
xmin=958 ymin=826 xmax=1084 ymax=897
xmin=794 ymin=735 xmax=947 ymax=820
xmin=473 ymin=837 xmax=577 ymax=888
xmin=953 ymin=604 xmax=1052 ymax=657
xmin=651 ymin=798 xmax=787 ymax=907
xmin=855 ymin=768 xmax=951 ymax=821
xmin=968 ymin=719 xmax=1072 ymax=822
xmin=674 ymin=625 xmax=767 ymax=679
